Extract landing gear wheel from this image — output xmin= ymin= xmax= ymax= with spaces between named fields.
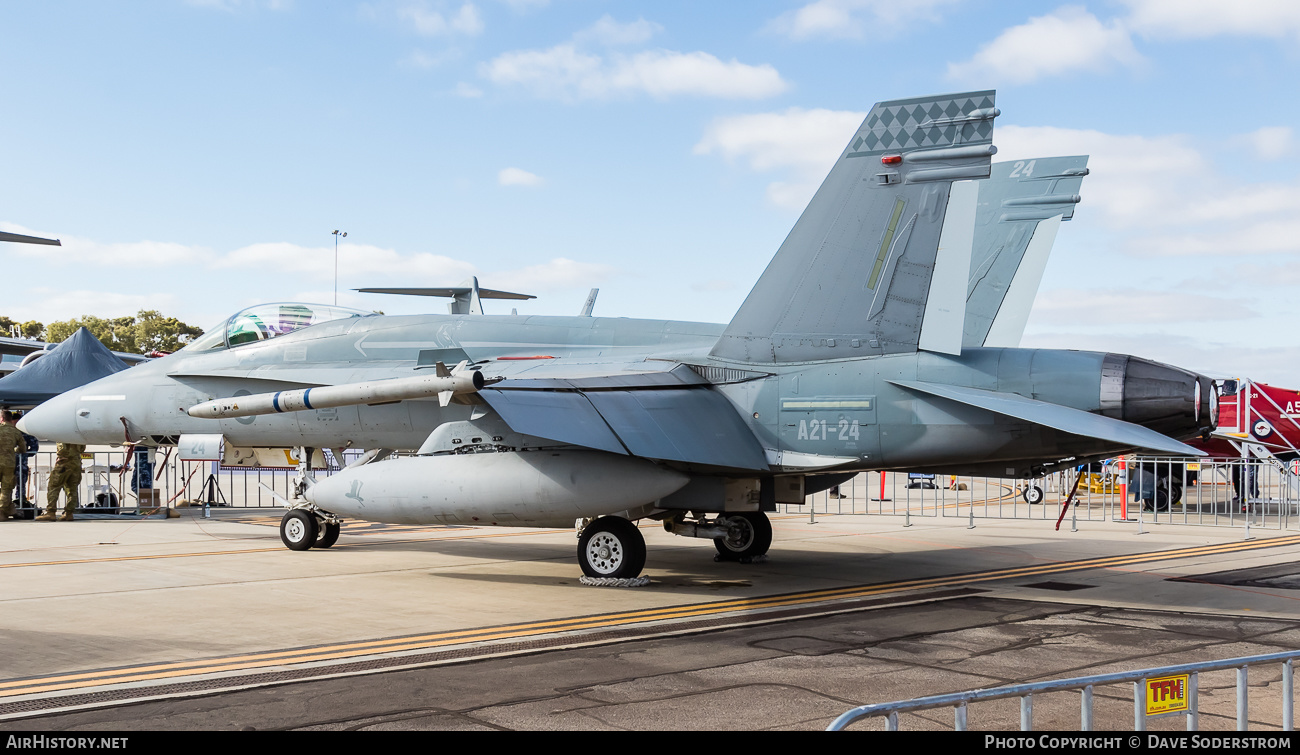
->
xmin=713 ymin=511 xmax=773 ymax=561
xmin=1022 ymin=485 xmax=1044 ymax=505
xmin=315 ymin=520 xmax=341 ymax=549
xmin=577 ymin=517 xmax=646 ymax=579
xmin=281 ymin=510 xmax=318 ymax=551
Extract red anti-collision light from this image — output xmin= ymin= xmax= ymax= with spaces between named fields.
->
xmin=881 ymin=155 xmax=902 ymax=165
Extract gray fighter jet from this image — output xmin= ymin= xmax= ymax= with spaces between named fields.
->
xmin=20 ymin=91 xmax=1214 ymax=579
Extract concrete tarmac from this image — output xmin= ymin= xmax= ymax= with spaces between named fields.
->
xmin=1 ymin=507 xmax=1298 ymax=730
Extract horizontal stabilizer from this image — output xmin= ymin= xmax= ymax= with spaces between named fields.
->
xmin=890 ymin=379 xmax=1206 ymax=457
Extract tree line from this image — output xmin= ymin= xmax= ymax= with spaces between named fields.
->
xmin=0 ymin=310 xmax=204 ymax=355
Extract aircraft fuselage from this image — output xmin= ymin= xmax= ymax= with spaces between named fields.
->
xmin=24 ymin=312 xmax=1210 ymax=479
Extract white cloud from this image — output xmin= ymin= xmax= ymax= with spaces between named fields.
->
xmin=490 ymin=258 xmax=615 ymax=292
xmin=453 ymin=81 xmax=484 ymax=98
xmin=482 ymin=44 xmax=787 ymax=101
xmin=1030 ymin=289 xmax=1256 ymax=325
xmin=1240 ymin=127 xmax=1294 ymax=160
xmin=996 ymin=125 xmax=1300 ymax=257
xmin=1121 ymin=0 xmax=1300 ymax=40
xmin=498 ymin=167 xmax=543 ymax=186
xmin=764 ymin=0 xmax=959 ymax=41
xmin=0 ymin=223 xmax=211 ymax=266
xmin=1137 ymin=219 xmax=1300 ymax=256
xmin=995 ymin=125 xmax=1204 ymax=228
xmin=947 ymin=6 xmax=1144 ymax=84
xmin=398 ymin=2 xmax=483 ymax=37
xmin=17 ymin=288 xmax=185 ymax=324
xmin=402 ymin=49 xmax=462 ymax=69
xmin=213 ymin=242 xmax=479 ymax=283
xmin=694 ymin=107 xmax=866 ymax=209
xmin=574 ymin=15 xmax=662 ymax=47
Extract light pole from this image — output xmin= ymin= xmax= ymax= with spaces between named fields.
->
xmin=332 ymin=230 xmax=347 ymax=305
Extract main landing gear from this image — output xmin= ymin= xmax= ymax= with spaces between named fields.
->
xmin=712 ymin=512 xmax=773 ymax=562
xmin=280 ymin=509 xmax=342 ymax=551
xmin=576 ymin=510 xmax=775 ymax=579
xmin=577 ymin=516 xmax=647 ymax=579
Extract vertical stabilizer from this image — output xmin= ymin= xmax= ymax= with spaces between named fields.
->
xmin=963 ymin=156 xmax=1089 ymax=348
xmin=918 ymin=180 xmax=978 ymax=355
xmin=711 ymin=91 xmax=998 ymax=363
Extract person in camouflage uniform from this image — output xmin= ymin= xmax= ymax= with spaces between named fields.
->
xmin=0 ymin=410 xmax=26 ymax=520
xmin=38 ymin=441 xmax=85 ymax=521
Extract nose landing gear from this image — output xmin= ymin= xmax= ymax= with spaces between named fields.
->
xmin=279 ymin=507 xmax=342 ymax=551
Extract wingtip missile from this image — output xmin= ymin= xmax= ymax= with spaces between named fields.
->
xmin=187 ymin=369 xmax=493 ymax=419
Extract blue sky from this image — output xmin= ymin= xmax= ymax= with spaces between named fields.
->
xmin=2 ymin=0 xmax=1298 ymax=383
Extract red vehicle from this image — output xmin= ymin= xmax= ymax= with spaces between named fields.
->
xmin=1196 ymin=379 xmax=1300 ymax=463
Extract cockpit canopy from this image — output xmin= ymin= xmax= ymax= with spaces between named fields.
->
xmin=182 ymin=303 xmax=371 ymax=352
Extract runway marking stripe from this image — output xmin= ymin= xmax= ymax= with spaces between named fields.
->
xmin=0 ymin=528 xmax=575 ymax=570
xmin=3 ymin=533 xmax=1299 ymax=698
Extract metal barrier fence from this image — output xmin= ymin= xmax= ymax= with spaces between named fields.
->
xmin=782 ymin=456 xmax=1300 ymax=533
xmin=827 ymin=650 xmax=1299 ymax=732
xmin=10 ymin=448 xmax=352 ymax=514
xmin=9 ymin=447 xmax=1298 ymax=530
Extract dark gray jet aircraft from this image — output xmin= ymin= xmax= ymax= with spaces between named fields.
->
xmin=20 ymin=90 xmax=1214 ymax=579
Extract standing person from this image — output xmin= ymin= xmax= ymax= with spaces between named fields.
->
xmin=0 ymin=410 xmax=26 ymax=520
xmin=17 ymin=419 xmax=38 ymax=517
xmin=38 ymin=441 xmax=85 ymax=521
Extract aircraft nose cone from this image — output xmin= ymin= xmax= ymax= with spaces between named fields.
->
xmin=18 ymin=389 xmax=88 ymax=443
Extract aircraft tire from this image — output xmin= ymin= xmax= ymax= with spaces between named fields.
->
xmin=714 ymin=511 xmax=773 ymax=560
xmin=577 ymin=516 xmax=646 ymax=579
xmin=315 ymin=520 xmax=341 ymax=549
xmin=1022 ymin=485 xmax=1044 ymax=505
xmin=281 ymin=510 xmax=318 ymax=551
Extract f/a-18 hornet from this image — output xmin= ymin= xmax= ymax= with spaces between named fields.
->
xmin=21 ymin=90 xmax=1214 ymax=579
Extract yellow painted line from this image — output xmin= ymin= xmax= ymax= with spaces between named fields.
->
xmin=0 ymin=528 xmax=574 ymax=570
xmin=3 ymin=534 xmax=1299 ymax=699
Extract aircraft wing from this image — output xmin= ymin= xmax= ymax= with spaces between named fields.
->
xmin=356 ymin=287 xmax=535 ymax=300
xmin=356 ymin=276 xmax=535 ymax=315
xmin=0 ymin=337 xmax=49 ymax=358
xmin=0 ymin=230 xmax=60 ymax=246
xmin=889 ymin=379 xmax=1206 ymax=457
xmin=480 ymin=382 xmax=770 ymax=471
xmin=480 ymin=363 xmax=769 ymax=470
